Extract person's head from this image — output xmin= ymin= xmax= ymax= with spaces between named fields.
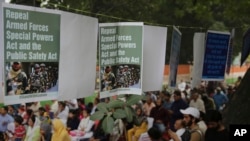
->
xmin=161 ymin=91 xmax=171 ymax=101
xmin=68 ymin=109 xmax=77 ymax=119
xmin=148 ymin=127 xmax=162 ymax=140
xmin=105 ymin=66 xmax=111 ymax=73
xmin=7 ymin=105 xmax=15 ymax=113
xmin=12 ymin=62 xmax=21 ymax=72
xmin=14 ymin=115 xmax=23 ymax=127
xmin=34 ymin=64 xmax=40 ymax=73
xmin=40 ymin=63 xmax=45 ymax=70
xmin=0 ymin=106 xmax=8 ymax=115
xmin=180 ymin=107 xmax=200 ymax=127
xmin=87 ymin=102 xmax=94 ymax=110
xmin=38 ymin=107 xmax=46 ymax=117
xmin=174 ymin=119 xmax=186 ymax=130
xmin=205 ymin=110 xmax=223 ymax=131
xmin=28 ymin=115 xmax=36 ymax=127
xmin=191 ymin=91 xmax=199 ymax=101
xmin=155 ymin=98 xmax=163 ymax=107
xmin=173 ymin=90 xmax=182 ymax=101
xmin=83 ymin=108 xmax=91 ymax=117
xmin=216 ymin=87 xmax=221 ymax=94
xmin=26 ymin=109 xmax=33 ymax=117
xmin=58 ymin=102 xmax=66 ymax=111
xmin=135 ymin=107 xmax=143 ymax=116
xmin=146 ymin=95 xmax=153 ymax=104
xmin=94 ymin=98 xmax=100 ymax=105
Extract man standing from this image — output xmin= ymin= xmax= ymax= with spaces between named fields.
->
xmin=189 ymin=91 xmax=206 ymax=113
xmin=0 ymin=106 xmax=14 ymax=133
xmin=29 ymin=64 xmax=45 ymax=93
xmin=6 ymin=62 xmax=28 ymax=95
xmin=169 ymin=107 xmax=203 ymax=141
xmin=150 ymin=98 xmax=170 ymax=133
xmin=102 ymin=66 xmax=115 ymax=91
xmin=213 ymin=87 xmax=228 ymax=111
xmin=169 ymin=90 xmax=188 ymax=131
xmin=204 ymin=110 xmax=229 ymax=141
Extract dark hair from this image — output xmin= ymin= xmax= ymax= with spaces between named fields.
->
xmin=59 ymin=101 xmax=66 ymax=107
xmin=148 ymin=127 xmax=162 ymax=140
xmin=161 ymin=91 xmax=171 ymax=97
xmin=83 ymin=108 xmax=92 ymax=115
xmin=205 ymin=110 xmax=222 ymax=123
xmin=38 ymin=107 xmax=46 ymax=112
xmin=95 ymin=98 xmax=100 ymax=104
xmin=30 ymin=115 xmax=36 ymax=123
xmin=3 ymin=106 xmax=8 ymax=112
xmin=174 ymin=90 xmax=181 ymax=97
xmin=69 ymin=109 xmax=77 ymax=115
xmin=26 ymin=109 xmax=33 ymax=116
xmin=189 ymin=115 xmax=200 ymax=123
xmin=200 ymin=111 xmax=205 ymax=120
xmin=14 ymin=115 xmax=23 ymax=125
xmin=87 ymin=102 xmax=94 ymax=109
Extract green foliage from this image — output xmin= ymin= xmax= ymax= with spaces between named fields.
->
xmin=113 ymin=109 xmax=127 ymax=119
xmin=90 ymin=111 xmax=105 ymax=120
xmin=97 ymin=102 xmax=108 ymax=113
xmin=124 ymin=106 xmax=133 ymax=123
xmin=107 ymin=99 xmax=124 ymax=109
xmin=89 ymin=94 xmax=143 ymax=134
xmin=101 ymin=115 xmax=114 ymax=134
xmin=126 ymin=95 xmax=144 ymax=106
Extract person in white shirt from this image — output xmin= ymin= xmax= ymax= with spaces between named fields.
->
xmin=178 ymin=80 xmax=186 ymax=92
xmin=55 ymin=102 xmax=69 ymax=125
xmin=76 ymin=108 xmax=94 ymax=139
xmin=170 ymin=119 xmax=186 ymax=141
xmin=189 ymin=92 xmax=206 ymax=113
xmin=28 ymin=102 xmax=41 ymax=116
xmin=65 ymin=99 xmax=78 ymax=110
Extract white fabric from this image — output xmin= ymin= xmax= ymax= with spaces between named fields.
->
xmin=142 ymin=25 xmax=167 ymax=91
xmin=58 ymin=11 xmax=98 ymax=100
xmin=66 ymin=99 xmax=78 ymax=110
xmin=192 ymin=33 xmax=205 ymax=88
xmin=198 ymin=120 xmax=207 ymax=135
xmin=147 ymin=117 xmax=154 ymax=130
xmin=138 ymin=132 xmax=151 ymax=141
xmin=50 ymin=101 xmax=58 ymax=114
xmin=180 ymin=107 xmax=200 ymax=119
xmin=56 ymin=107 xmax=69 ymax=122
xmin=189 ymin=99 xmax=206 ymax=113
xmin=78 ymin=116 xmax=93 ymax=132
xmin=169 ymin=128 xmax=185 ymax=141
xmin=25 ymin=117 xmax=41 ymax=141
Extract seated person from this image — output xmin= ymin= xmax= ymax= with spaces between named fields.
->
xmin=70 ymin=108 xmax=94 ymax=140
xmin=67 ymin=109 xmax=80 ymax=131
xmin=127 ymin=107 xmax=148 ymax=141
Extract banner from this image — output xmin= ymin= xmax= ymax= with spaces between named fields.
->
xmin=226 ymin=28 xmax=235 ymax=74
xmin=169 ymin=26 xmax=182 ymax=88
xmin=142 ymin=25 xmax=167 ymax=92
xmin=192 ymin=33 xmax=205 ymax=88
xmin=2 ymin=3 xmax=60 ymax=105
xmin=57 ymin=11 xmax=98 ymax=101
xmin=202 ymin=30 xmax=231 ymax=81
xmin=99 ymin=22 xmax=143 ymax=98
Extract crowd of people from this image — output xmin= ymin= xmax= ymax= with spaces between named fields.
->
xmin=6 ymin=62 xmax=59 ymax=95
xmin=101 ymin=65 xmax=140 ymax=91
xmin=0 ymin=77 xmax=240 ymax=141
